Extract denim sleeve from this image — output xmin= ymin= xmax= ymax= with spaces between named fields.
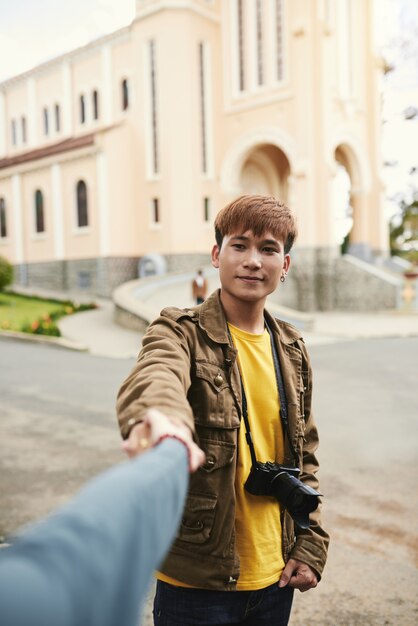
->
xmin=0 ymin=439 xmax=189 ymax=626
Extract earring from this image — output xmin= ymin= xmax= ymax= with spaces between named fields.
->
xmin=280 ymin=274 xmax=286 ymax=283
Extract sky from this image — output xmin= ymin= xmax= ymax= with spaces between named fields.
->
xmin=0 ymin=0 xmax=416 ymax=228
xmin=0 ymin=0 xmax=135 ymax=82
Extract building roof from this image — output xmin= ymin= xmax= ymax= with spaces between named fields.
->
xmin=0 ymin=133 xmax=96 ymax=170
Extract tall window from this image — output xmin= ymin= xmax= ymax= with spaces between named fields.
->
xmin=151 ymin=198 xmax=160 ymax=223
xmin=76 ymin=180 xmax=88 ymax=228
xmin=21 ymin=116 xmax=27 ymax=143
xmin=92 ymin=90 xmax=99 ymax=120
xmin=122 ymin=79 xmax=129 ymax=110
xmin=203 ymin=197 xmax=210 ymax=222
xmin=80 ymin=95 xmax=86 ymax=124
xmin=275 ymin=0 xmax=284 ymax=81
xmin=35 ymin=190 xmax=45 ymax=233
xmin=11 ymin=119 xmax=17 ymax=145
xmin=149 ymin=41 xmax=159 ymax=174
xmin=199 ymin=43 xmax=207 ymax=174
xmin=237 ymin=0 xmax=245 ymax=91
xmin=43 ymin=108 xmax=49 ymax=135
xmin=55 ymin=104 xmax=61 ymax=132
xmin=256 ymin=0 xmax=264 ymax=86
xmin=0 ymin=198 xmax=7 ymax=238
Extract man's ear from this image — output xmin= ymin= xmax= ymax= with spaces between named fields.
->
xmin=211 ymin=244 xmax=220 ymax=268
xmin=283 ymin=254 xmax=291 ymax=274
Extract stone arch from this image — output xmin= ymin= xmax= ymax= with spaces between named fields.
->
xmin=220 ymin=128 xmax=297 ymax=197
xmin=239 ymin=144 xmax=291 ymax=200
xmin=331 ymin=136 xmax=372 ymax=259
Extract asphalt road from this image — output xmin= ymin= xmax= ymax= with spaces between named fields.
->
xmin=1 ymin=337 xmax=417 ymax=625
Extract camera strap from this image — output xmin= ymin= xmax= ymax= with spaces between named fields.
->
xmin=228 ymin=320 xmax=299 ymax=467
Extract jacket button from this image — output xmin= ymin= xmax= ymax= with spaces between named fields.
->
xmin=214 ymin=373 xmax=224 ymax=387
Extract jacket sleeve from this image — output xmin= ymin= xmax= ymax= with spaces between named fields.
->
xmin=0 ymin=439 xmax=189 ymax=626
xmin=117 ymin=313 xmax=195 ymax=439
xmin=289 ymin=340 xmax=330 ymax=578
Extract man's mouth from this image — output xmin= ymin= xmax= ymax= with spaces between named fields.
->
xmin=238 ymin=276 xmax=263 ymax=282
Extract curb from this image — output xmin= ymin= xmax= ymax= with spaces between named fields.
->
xmin=0 ymin=329 xmax=89 ymax=352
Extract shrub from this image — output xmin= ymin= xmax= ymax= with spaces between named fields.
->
xmin=0 ymin=256 xmax=13 ymax=291
xmin=20 ymin=317 xmax=61 ymax=337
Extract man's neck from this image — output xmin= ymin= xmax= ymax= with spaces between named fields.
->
xmin=220 ymin=290 xmax=266 ymax=334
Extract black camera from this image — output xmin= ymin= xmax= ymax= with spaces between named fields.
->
xmin=244 ymin=461 xmax=321 ymax=529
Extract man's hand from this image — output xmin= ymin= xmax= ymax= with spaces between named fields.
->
xmin=122 ymin=409 xmax=205 ymax=472
xmin=278 ymin=558 xmax=318 ymax=592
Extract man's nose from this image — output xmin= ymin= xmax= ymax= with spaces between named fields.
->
xmin=243 ymin=249 xmax=262 ymax=268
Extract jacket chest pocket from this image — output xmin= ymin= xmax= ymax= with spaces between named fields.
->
xmin=188 ymin=361 xmax=240 ymax=429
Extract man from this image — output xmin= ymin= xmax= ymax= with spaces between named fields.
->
xmin=117 ymin=195 xmax=329 ymax=625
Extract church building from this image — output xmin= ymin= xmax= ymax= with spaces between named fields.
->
xmin=0 ymin=0 xmax=390 ymax=309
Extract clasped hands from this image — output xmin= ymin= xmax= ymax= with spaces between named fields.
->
xmin=122 ymin=408 xmax=205 ymax=472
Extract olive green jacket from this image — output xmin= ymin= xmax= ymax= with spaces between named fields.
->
xmin=117 ymin=290 xmax=329 ymax=590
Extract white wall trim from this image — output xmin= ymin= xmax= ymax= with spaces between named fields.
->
xmin=0 ymin=92 xmax=6 ymax=157
xmin=12 ymin=174 xmax=24 ymax=263
xmin=101 ymin=45 xmax=113 ymax=125
xmin=51 ymin=163 xmax=65 ymax=259
xmin=27 ymin=77 xmax=37 ymax=148
xmin=97 ymin=152 xmax=110 ymax=256
xmin=62 ymin=61 xmax=73 ymax=136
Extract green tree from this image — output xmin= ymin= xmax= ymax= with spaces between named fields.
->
xmin=390 ymin=194 xmax=418 ymax=265
xmin=0 ymin=256 xmax=13 ymax=291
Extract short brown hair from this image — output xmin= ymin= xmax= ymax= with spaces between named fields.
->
xmin=214 ymin=195 xmax=298 ymax=253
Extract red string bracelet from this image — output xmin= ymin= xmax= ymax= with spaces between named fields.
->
xmin=155 ymin=434 xmax=192 ymax=471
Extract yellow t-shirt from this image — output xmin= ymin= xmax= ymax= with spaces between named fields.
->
xmin=157 ymin=323 xmax=285 ymax=590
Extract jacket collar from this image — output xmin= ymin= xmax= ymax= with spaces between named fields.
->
xmin=197 ymin=289 xmax=302 ymax=346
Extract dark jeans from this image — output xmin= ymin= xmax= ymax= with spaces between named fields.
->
xmin=153 ymin=580 xmax=294 ymax=626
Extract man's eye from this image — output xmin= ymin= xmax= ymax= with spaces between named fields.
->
xmin=263 ymin=247 xmax=277 ymax=253
xmin=233 ymin=244 xmax=245 ymax=250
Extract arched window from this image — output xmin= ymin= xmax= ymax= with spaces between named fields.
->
xmin=76 ymin=180 xmax=88 ymax=228
xmin=121 ymin=78 xmax=129 ymax=111
xmin=92 ymin=90 xmax=99 ymax=120
xmin=0 ymin=197 xmax=7 ymax=238
xmin=80 ymin=95 xmax=86 ymax=124
xmin=34 ymin=190 xmax=45 ymax=233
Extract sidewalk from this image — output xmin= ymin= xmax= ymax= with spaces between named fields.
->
xmin=58 ymin=296 xmax=418 ymax=358
xmin=58 ymin=299 xmax=142 ymax=359
xmin=6 ymin=282 xmax=418 ymax=358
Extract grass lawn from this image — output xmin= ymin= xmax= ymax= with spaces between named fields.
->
xmin=0 ymin=292 xmax=94 ymax=335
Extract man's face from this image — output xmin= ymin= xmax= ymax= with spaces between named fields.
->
xmin=211 ymin=230 xmax=290 ymax=304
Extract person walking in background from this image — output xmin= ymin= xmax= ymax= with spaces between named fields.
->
xmin=0 ymin=411 xmax=204 ymax=626
xmin=118 ymin=195 xmax=329 ymax=626
xmin=191 ymin=268 xmax=208 ymax=304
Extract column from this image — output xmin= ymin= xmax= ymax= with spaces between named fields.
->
xmin=62 ymin=61 xmax=73 ymax=136
xmin=101 ymin=45 xmax=113 ymax=125
xmin=0 ymin=92 xmax=6 ymax=156
xmin=27 ymin=78 xmax=37 ymax=148
xmin=97 ymin=152 xmax=110 ymax=256
xmin=51 ymin=164 xmax=65 ymax=259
